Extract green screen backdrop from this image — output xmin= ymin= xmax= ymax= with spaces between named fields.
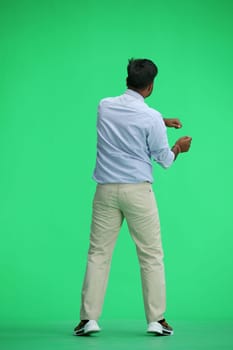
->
xmin=1 ymin=0 xmax=233 ymax=325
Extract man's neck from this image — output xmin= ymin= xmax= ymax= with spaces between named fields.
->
xmin=128 ymin=86 xmax=146 ymax=98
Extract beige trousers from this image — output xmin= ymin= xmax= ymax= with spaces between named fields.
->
xmin=80 ymin=182 xmax=166 ymax=323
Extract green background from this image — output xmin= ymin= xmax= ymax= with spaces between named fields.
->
xmin=1 ymin=0 xmax=233 ymax=327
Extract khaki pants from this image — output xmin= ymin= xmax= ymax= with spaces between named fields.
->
xmin=80 ymin=182 xmax=166 ymax=323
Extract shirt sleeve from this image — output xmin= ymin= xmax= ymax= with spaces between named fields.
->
xmin=147 ymin=112 xmax=175 ymax=169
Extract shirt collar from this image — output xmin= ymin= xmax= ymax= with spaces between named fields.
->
xmin=125 ymin=89 xmax=144 ymax=101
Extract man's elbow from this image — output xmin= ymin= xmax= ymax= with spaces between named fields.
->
xmin=152 ymin=149 xmax=175 ymax=169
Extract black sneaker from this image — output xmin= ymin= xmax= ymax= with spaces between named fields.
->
xmin=73 ymin=320 xmax=101 ymax=336
xmin=147 ymin=319 xmax=174 ymax=336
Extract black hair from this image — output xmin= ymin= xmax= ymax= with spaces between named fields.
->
xmin=126 ymin=58 xmax=158 ymax=90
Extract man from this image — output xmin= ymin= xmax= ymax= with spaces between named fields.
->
xmin=74 ymin=58 xmax=192 ymax=337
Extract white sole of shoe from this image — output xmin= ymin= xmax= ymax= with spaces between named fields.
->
xmin=147 ymin=329 xmax=174 ymax=336
xmin=73 ymin=329 xmax=100 ymax=336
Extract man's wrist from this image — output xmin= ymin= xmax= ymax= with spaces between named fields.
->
xmin=171 ymin=144 xmax=181 ymax=160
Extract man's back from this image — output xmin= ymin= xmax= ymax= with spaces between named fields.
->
xmin=93 ymin=89 xmax=174 ymax=184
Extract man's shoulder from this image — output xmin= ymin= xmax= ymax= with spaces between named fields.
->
xmin=144 ymin=105 xmax=163 ymax=122
xmin=98 ymin=94 xmax=122 ymax=106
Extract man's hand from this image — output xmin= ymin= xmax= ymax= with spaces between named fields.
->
xmin=175 ymin=136 xmax=192 ymax=152
xmin=164 ymin=118 xmax=182 ymax=129
xmin=172 ymin=136 xmax=192 ymax=160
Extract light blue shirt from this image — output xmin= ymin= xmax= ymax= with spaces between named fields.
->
xmin=93 ymin=89 xmax=174 ymax=184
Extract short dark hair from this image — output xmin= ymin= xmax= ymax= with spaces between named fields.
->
xmin=126 ymin=58 xmax=158 ymax=90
